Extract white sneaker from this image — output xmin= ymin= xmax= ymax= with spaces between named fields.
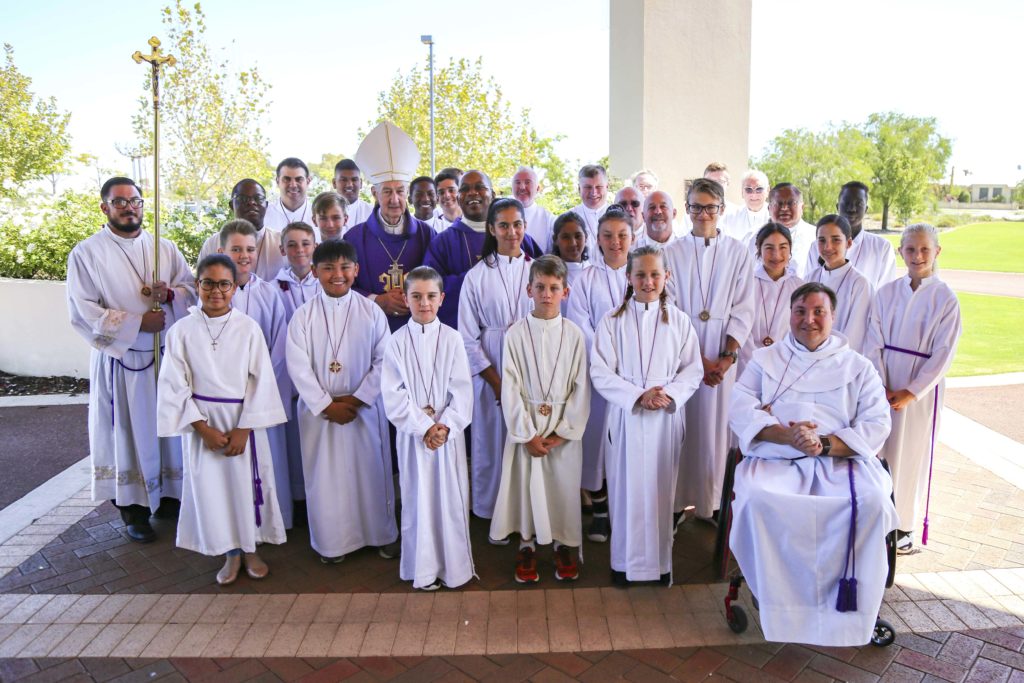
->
xmin=896 ymin=532 xmax=914 ymax=554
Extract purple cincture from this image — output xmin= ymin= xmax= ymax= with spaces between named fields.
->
xmin=883 ymin=344 xmax=937 ymax=545
xmin=836 ymin=458 xmax=859 ymax=613
xmin=191 ymin=394 xmax=263 ymax=528
xmin=109 ymin=347 xmax=160 ymax=428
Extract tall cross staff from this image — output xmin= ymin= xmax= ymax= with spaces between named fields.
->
xmin=132 ymin=37 xmax=176 ymax=377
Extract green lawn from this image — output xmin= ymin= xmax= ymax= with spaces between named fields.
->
xmin=881 ymin=222 xmax=1024 ymax=273
xmin=949 ymin=292 xmax=1024 ymax=377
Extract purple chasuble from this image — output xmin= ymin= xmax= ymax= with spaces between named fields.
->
xmin=348 ymin=210 xmax=437 ymax=332
xmin=423 ymin=219 xmax=543 ymax=329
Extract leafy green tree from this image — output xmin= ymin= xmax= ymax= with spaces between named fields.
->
xmin=309 ymin=152 xmax=346 ymax=184
xmin=1014 ymin=179 xmax=1024 ymax=208
xmin=864 ymin=113 xmax=951 ymax=229
xmin=753 ymin=125 xmax=872 ymax=222
xmin=369 ymin=57 xmax=576 ymax=213
xmin=0 ymin=44 xmax=71 ymax=196
xmin=133 ymin=1 xmax=272 ymax=201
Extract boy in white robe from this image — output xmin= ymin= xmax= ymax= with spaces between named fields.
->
xmin=663 ymin=178 xmax=755 ymax=523
xmin=66 ymin=177 xmax=195 ymax=542
xmin=274 ymin=221 xmax=320 ymax=514
xmin=565 ymin=209 xmax=633 ymax=543
xmin=219 ymin=220 xmax=294 ymax=529
xmin=490 ymin=256 xmax=591 ymax=583
xmin=729 ymin=282 xmax=897 ymax=646
xmin=805 ymin=215 xmax=873 ymax=353
xmin=458 ymin=198 xmax=535 ymax=522
xmin=865 ymin=224 xmax=961 ymax=553
xmin=311 ymin=191 xmax=348 ymax=243
xmin=381 ymin=266 xmax=476 ymax=590
xmin=285 ymin=240 xmax=398 ymax=563
xmin=158 ymin=254 xmax=287 ymax=586
xmin=591 ymin=246 xmax=703 ymax=585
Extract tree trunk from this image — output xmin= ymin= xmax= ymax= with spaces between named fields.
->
xmin=881 ymin=201 xmax=890 ymax=231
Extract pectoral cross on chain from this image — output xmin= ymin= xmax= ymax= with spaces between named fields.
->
xmin=379 ymin=261 xmax=405 ymax=292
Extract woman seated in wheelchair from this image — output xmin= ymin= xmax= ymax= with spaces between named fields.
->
xmin=728 ymin=282 xmax=898 ymax=647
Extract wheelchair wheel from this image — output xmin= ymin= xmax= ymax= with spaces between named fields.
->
xmin=727 ymin=605 xmax=748 ymax=633
xmin=871 ymin=618 xmax=896 ymax=647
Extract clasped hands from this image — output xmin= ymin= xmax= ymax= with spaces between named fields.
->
xmin=784 ymin=420 xmax=825 ymax=457
xmin=885 ymin=388 xmax=915 ymax=412
xmin=423 ymin=423 xmax=450 ymax=450
xmin=702 ymin=355 xmax=733 ymax=388
xmin=638 ymin=386 xmax=672 ymax=411
xmin=323 ymin=395 xmax=364 ymax=425
xmin=525 ymin=433 xmax=566 ymax=458
xmin=193 ymin=421 xmax=251 ymax=456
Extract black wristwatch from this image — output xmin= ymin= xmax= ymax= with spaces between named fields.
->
xmin=719 ymin=349 xmax=738 ymax=364
xmin=819 ymin=436 xmax=832 ymax=456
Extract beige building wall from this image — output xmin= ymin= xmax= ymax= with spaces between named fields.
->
xmin=609 ymin=0 xmax=752 ymax=205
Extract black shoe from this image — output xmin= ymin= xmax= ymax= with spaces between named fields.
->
xmin=611 ymin=569 xmax=629 ymax=588
xmin=153 ymin=497 xmax=180 ymax=520
xmin=378 ymin=540 xmax=401 ymax=559
xmin=587 ymin=516 xmax=611 ymax=543
xmin=125 ymin=521 xmax=156 ymax=543
xmin=293 ymin=500 xmax=308 ymax=527
xmin=659 ymin=572 xmax=671 ymax=586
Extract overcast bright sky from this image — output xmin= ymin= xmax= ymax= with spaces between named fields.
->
xmin=5 ymin=0 xmax=1021 ymax=188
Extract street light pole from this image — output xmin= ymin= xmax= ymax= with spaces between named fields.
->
xmin=420 ymin=35 xmax=435 ymax=177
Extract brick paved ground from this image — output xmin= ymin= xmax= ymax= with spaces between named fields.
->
xmin=1 ymin=437 xmax=1023 ymax=680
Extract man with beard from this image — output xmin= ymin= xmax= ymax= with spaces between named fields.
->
xmin=265 ymin=158 xmax=314 ymax=230
xmin=803 ymin=182 xmax=896 ymax=284
xmin=424 ymin=169 xmax=543 ymax=328
xmin=433 ymin=168 xmax=463 ymax=230
xmin=198 ymin=180 xmax=285 ymax=280
xmin=512 ymin=166 xmax=555 ymax=253
xmin=633 ymin=190 xmax=678 ymax=249
xmin=614 ymin=185 xmax=645 ymax=240
xmin=768 ymin=183 xmax=816 ymax=278
xmin=66 ymin=177 xmax=196 ymax=542
xmin=334 ymin=158 xmax=373 ymax=232
xmin=346 ymin=122 xmax=437 ymax=332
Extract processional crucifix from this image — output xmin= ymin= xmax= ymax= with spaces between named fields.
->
xmin=132 ymin=37 xmax=176 ymax=377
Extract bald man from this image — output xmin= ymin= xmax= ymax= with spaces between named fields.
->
xmin=614 ymin=186 xmax=645 ymax=239
xmin=633 ymin=190 xmax=678 ymax=249
xmin=512 ymin=166 xmax=555 ymax=253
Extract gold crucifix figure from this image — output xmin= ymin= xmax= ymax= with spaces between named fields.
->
xmin=379 ymin=261 xmax=406 ymax=292
xmin=132 ymin=36 xmax=176 ymax=378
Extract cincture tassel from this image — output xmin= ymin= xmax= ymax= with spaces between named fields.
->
xmin=836 ymin=459 xmax=859 ymax=613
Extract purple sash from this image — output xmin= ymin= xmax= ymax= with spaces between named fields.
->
xmin=836 ymin=458 xmax=858 ymax=612
xmin=883 ymin=344 xmax=937 ymax=545
xmin=109 ymin=348 xmax=160 ymax=428
xmin=192 ymin=394 xmax=264 ymax=527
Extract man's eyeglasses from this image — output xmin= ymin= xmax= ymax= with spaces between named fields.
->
xmin=618 ymin=200 xmax=641 ymax=208
xmin=686 ymin=203 xmax=722 ymax=216
xmin=198 ymin=279 xmax=234 ymax=292
xmin=107 ymin=198 xmax=144 ymax=209
xmin=771 ymin=200 xmax=800 ymax=209
xmin=232 ymin=194 xmax=267 ymax=206
xmin=743 ymin=186 xmax=766 ymax=195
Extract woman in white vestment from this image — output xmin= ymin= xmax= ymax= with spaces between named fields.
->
xmin=459 ymin=198 xmax=534 ymax=521
xmin=865 ymin=224 xmax=961 ymax=554
xmin=565 ymin=209 xmax=634 ymax=542
xmin=805 ymin=215 xmax=872 ymax=352
xmin=590 ymin=246 xmax=703 ymax=585
xmin=550 ymin=211 xmax=590 ymax=317
xmin=158 ymin=255 xmax=287 ymax=586
xmin=729 ymin=282 xmax=897 ymax=646
xmin=739 ymin=223 xmax=803 ymax=374
xmin=382 ymin=267 xmax=476 ymax=590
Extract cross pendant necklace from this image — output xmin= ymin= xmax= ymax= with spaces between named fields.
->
xmin=320 ymin=296 xmax=354 ymax=374
xmin=201 ymin=309 xmax=233 ymax=351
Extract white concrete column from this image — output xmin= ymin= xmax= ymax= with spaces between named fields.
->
xmin=609 ymin=0 xmax=752 ymax=204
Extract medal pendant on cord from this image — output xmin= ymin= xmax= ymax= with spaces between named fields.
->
xmin=141 ymin=285 xmax=152 ymax=297
xmin=423 ymin=404 xmax=435 ymax=417
xmin=699 ymin=310 xmax=710 ymax=322
xmin=763 ymin=336 xmax=774 ymax=346
xmin=329 ymin=360 xmax=342 ymax=373
xmin=538 ymin=403 xmax=552 ymax=417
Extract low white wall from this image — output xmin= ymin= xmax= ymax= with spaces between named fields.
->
xmin=0 ymin=279 xmax=91 ymax=379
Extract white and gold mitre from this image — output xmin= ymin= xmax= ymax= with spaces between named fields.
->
xmin=354 ymin=121 xmax=421 ymax=185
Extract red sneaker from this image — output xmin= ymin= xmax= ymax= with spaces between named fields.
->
xmin=554 ymin=545 xmax=579 ymax=581
xmin=515 ymin=547 xmax=540 ymax=583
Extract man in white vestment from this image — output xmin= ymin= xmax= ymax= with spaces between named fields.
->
xmin=334 ymin=158 xmax=373 ymax=232
xmin=804 ymin=182 xmax=897 ymax=285
xmin=721 ymin=169 xmax=771 ymax=244
xmin=433 ymin=168 xmax=463 ymax=230
xmin=703 ymin=162 xmax=741 ymax=220
xmin=66 ymin=177 xmax=196 ymax=542
xmin=729 ymin=282 xmax=897 ymax=646
xmin=633 ymin=190 xmax=678 ymax=250
xmin=768 ymin=183 xmax=816 ymax=278
xmin=614 ymin=186 xmax=645 ymax=239
xmin=198 ymin=180 xmax=285 ymax=280
xmin=410 ymin=176 xmax=446 ymax=232
xmin=264 ymin=158 xmax=314 ymax=230
xmin=512 ymin=166 xmax=555 ymax=253
xmin=630 ymin=169 xmax=658 ymax=198
xmin=572 ymin=164 xmax=610 ymax=256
